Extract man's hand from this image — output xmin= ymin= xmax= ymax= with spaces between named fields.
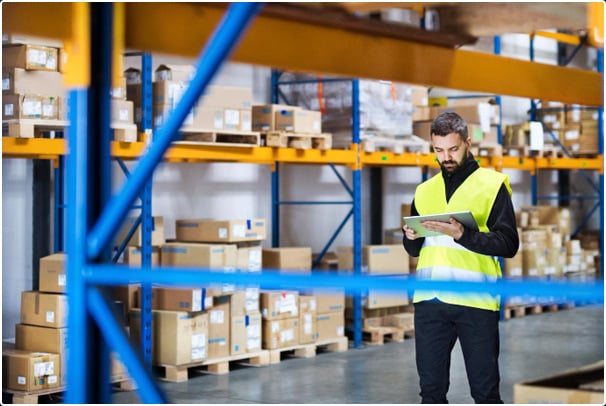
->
xmin=402 ymin=224 xmax=419 ymax=240
xmin=421 ymin=217 xmax=464 ymax=240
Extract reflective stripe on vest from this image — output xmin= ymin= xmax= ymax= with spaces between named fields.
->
xmin=413 ymin=167 xmax=510 ymax=311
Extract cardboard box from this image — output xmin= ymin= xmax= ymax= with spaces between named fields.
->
xmin=39 ymin=253 xmax=66 ymax=293
xmin=208 ymin=296 xmax=230 ymax=359
xmin=2 ymin=93 xmax=60 ymax=120
xmin=155 ymin=64 xmax=194 ymax=82
xmin=316 ymin=311 xmax=345 ymax=341
xmin=260 ymin=290 xmax=299 ymax=320
xmin=231 ymin=315 xmax=247 ymax=356
xmin=275 ymin=109 xmax=322 ymax=134
xmin=20 ymin=291 xmax=68 ymax=328
xmin=130 ymin=309 xmax=209 ymax=366
xmin=299 ymin=296 xmax=318 ymax=344
xmin=3 ymin=44 xmax=59 ymax=71
xmin=3 ymin=349 xmax=61 ymax=391
xmin=187 ymin=106 xmax=224 ymax=130
xmin=111 ymin=99 xmax=134 ymax=124
xmin=160 ymin=242 xmax=236 ymax=268
xmin=199 ymin=85 xmax=253 ymax=110
xmin=337 ymin=245 xmax=409 ymax=275
xmin=363 ymin=287 xmax=409 ymax=309
xmin=262 ymin=317 xmax=299 ymax=349
xmin=2 ymin=67 xmax=65 ymax=95
xmin=309 ymin=288 xmax=345 ymax=314
xmin=262 ymin=247 xmax=312 ymax=273
xmin=116 ymin=216 xmax=164 ymax=247
xmin=252 ymin=104 xmax=299 ymax=132
xmin=123 ymin=246 xmax=160 ymax=267
xmin=237 ymin=245 xmax=262 ymax=271
xmin=413 ymin=120 xmax=432 ymax=141
xmin=176 ymin=218 xmax=266 ymax=243
xmin=505 ymin=253 xmax=523 ymax=278
xmin=246 ymin=311 xmax=262 ymax=352
xmin=143 ymin=286 xmax=213 ymax=312
xmin=15 ymin=324 xmax=68 ymax=385
xmin=513 ymin=361 xmax=604 ymax=404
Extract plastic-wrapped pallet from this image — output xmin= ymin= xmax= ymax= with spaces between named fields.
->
xmin=278 ymin=73 xmax=415 ymax=148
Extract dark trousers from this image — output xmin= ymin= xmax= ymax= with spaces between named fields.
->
xmin=414 ymin=300 xmax=503 ymax=404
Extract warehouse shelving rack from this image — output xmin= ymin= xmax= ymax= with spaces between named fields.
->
xmin=2 ymin=2 xmax=604 ymax=403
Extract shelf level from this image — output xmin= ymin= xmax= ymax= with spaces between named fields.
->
xmin=4 ymin=138 xmax=603 ymax=172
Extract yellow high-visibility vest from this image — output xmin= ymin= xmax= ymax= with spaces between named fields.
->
xmin=413 ymin=167 xmax=512 ymax=311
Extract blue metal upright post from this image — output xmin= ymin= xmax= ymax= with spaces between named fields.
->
xmin=352 ymin=79 xmax=363 ymax=348
xmin=53 ymin=155 xmax=66 ymax=252
xmin=272 ymin=163 xmax=280 ymax=247
xmin=597 ymin=48 xmax=604 ymax=272
xmin=493 ymin=36 xmax=503 ymax=144
xmin=140 ymin=51 xmax=154 ymax=369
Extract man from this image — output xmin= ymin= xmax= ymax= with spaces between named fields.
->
xmin=402 ymin=112 xmax=519 ymax=404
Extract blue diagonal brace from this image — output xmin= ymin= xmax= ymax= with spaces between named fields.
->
xmin=87 ymin=2 xmax=264 ymax=259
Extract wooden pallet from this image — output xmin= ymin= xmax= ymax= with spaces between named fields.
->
xmin=156 ymin=350 xmax=270 ymax=382
xmin=503 ymin=301 xmax=575 ymax=320
xmin=263 ymin=131 xmax=332 ymax=150
xmin=3 ymin=119 xmax=69 ymax=138
xmin=2 ymin=374 xmax=133 ymax=404
xmin=474 ymin=143 xmax=503 ymax=157
xmin=267 ymin=337 xmax=348 ymax=364
xmin=362 ymin=136 xmax=430 ymax=154
xmin=360 ymin=326 xmax=414 ymax=345
xmin=175 ymin=129 xmax=261 ymax=147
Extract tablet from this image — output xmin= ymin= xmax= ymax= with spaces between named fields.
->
xmin=403 ymin=211 xmax=478 ymax=237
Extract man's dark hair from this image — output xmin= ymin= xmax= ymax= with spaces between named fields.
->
xmin=431 ymin=111 xmax=468 ymax=140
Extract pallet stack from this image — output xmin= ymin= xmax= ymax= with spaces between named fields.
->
xmin=126 ymin=64 xmax=259 ymax=146
xmin=252 ymin=103 xmax=332 ymax=150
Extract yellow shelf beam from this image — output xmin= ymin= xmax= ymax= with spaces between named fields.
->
xmin=4 ymin=3 xmax=601 ymax=105
xmin=3 ymin=138 xmax=603 ymax=173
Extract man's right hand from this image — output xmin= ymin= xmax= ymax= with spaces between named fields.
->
xmin=403 ymin=224 xmax=419 ymax=240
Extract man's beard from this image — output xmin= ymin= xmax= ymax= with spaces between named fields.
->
xmin=439 ymin=148 xmax=467 ymax=174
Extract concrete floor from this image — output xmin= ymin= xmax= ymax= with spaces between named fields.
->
xmin=113 ymin=304 xmax=604 ymax=404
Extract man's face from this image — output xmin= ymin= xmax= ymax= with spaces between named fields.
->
xmin=431 ymin=132 xmax=470 ymax=174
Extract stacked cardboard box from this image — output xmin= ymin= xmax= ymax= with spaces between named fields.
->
xmin=337 ymin=245 xmax=409 ymax=310
xmin=127 ymin=64 xmax=253 ymax=134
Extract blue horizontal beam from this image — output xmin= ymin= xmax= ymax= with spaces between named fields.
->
xmin=278 ymin=201 xmax=353 ymax=205
xmin=84 ymin=265 xmax=604 ymax=302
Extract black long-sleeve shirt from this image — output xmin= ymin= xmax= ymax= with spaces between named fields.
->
xmin=403 ymin=154 xmax=519 ymax=258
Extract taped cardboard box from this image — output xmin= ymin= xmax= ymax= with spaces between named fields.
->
xmin=262 ymin=247 xmax=312 ymax=273
xmin=123 ymin=246 xmax=160 ymax=267
xmin=160 ymin=242 xmax=236 ymax=268
xmin=2 ymin=93 xmax=60 ymax=120
xmin=15 ymin=324 xmax=68 ymax=385
xmin=513 ymin=360 xmax=604 ymax=404
xmin=111 ymin=99 xmax=134 ymax=124
xmin=252 ymin=104 xmax=300 ymax=132
xmin=20 ymin=291 xmax=68 ymax=328
xmin=262 ymin=317 xmax=299 ymax=349
xmin=275 ymin=109 xmax=322 ymax=134
xmin=2 ymin=349 xmax=61 ymax=391
xmin=3 ymin=44 xmax=59 ymax=71
xmin=260 ymin=290 xmax=299 ymax=320
xmin=2 ymin=67 xmax=65 ymax=95
xmin=337 ymin=245 xmax=409 ymax=275
xmin=39 ymin=253 xmax=66 ymax=293
xmin=176 ymin=218 xmax=266 ymax=243
xmin=130 ymin=309 xmax=209 ymax=366
xmin=316 ymin=311 xmax=345 ymax=341
xmin=138 ymin=286 xmax=213 ymax=312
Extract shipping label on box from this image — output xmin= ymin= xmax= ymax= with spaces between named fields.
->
xmin=21 ymin=291 xmax=68 ymax=328
xmin=299 ymin=296 xmax=318 ymax=344
xmin=237 ymin=246 xmax=262 ymax=272
xmin=111 ymin=99 xmax=134 ymax=124
xmin=262 ymin=317 xmax=299 ymax=349
xmin=260 ymin=290 xmax=299 ymax=320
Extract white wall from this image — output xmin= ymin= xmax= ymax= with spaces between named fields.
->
xmin=2 ymin=159 xmax=33 ymax=339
